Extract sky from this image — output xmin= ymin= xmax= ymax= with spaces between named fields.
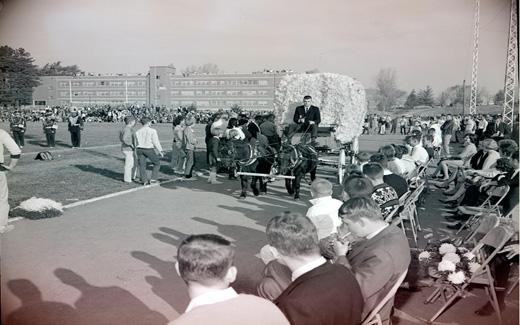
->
xmin=0 ymin=0 xmax=512 ymax=93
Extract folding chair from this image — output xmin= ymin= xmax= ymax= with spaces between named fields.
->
xmin=455 ymin=185 xmax=510 ymax=235
xmin=361 ymin=270 xmax=408 ymax=325
xmin=392 ymin=183 xmax=424 ymax=245
xmin=384 ymin=191 xmax=410 ymax=223
xmin=428 ymin=225 xmax=514 ymax=325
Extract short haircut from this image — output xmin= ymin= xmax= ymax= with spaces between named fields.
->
xmin=423 ymin=134 xmax=434 ymax=144
xmin=406 ymin=134 xmax=420 ymax=145
xmin=266 ymin=213 xmax=319 ymax=257
xmin=310 ymin=178 xmax=333 ymax=195
xmin=124 ymin=116 xmax=135 ymax=125
xmin=356 ymin=152 xmax=371 ymax=163
xmin=338 ymin=197 xmax=383 ymax=222
xmin=380 ymin=145 xmax=396 ymax=160
xmin=370 ymin=153 xmax=388 ymax=168
xmin=303 ymin=95 xmax=312 ymax=100
xmin=177 ymin=234 xmax=235 ymax=286
xmin=363 ymin=162 xmax=384 ymax=180
xmin=141 ymin=117 xmax=151 ymax=125
xmin=343 ymin=175 xmax=374 ymax=198
xmin=498 ymin=139 xmax=518 ymax=158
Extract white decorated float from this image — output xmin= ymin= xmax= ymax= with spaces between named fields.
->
xmin=273 ymin=73 xmax=368 ymax=183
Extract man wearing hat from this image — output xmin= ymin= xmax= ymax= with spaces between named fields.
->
xmin=68 ymin=109 xmax=84 ymax=148
xmin=9 ymin=111 xmax=26 ymax=148
xmin=43 ymin=110 xmax=58 ymax=148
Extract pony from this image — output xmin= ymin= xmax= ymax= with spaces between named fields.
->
xmin=276 ymin=143 xmax=318 ymax=199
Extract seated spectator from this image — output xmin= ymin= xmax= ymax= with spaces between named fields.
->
xmin=406 ymin=134 xmax=429 ymax=165
xmin=363 ymin=163 xmax=399 ymax=219
xmin=422 ymin=134 xmax=435 ymax=158
xmin=170 ymin=234 xmax=289 ymax=325
xmin=370 ymin=153 xmax=408 ymax=197
xmin=351 ymin=152 xmax=371 ymax=174
xmin=342 ymin=174 xmax=374 ymax=201
xmin=431 ymin=133 xmax=477 ymax=181
xmin=259 ymin=213 xmax=364 ymax=325
xmin=333 ymin=197 xmax=411 ymax=323
xmin=395 ymin=144 xmax=417 ymax=178
xmin=306 ymin=179 xmax=343 ymax=238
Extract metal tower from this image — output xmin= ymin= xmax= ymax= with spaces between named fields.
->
xmin=469 ymin=0 xmax=480 ymax=115
xmin=503 ymin=0 xmax=518 ymax=126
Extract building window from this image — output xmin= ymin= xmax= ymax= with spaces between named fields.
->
xmin=259 ymin=80 xmax=269 ymax=86
xmin=100 ymin=81 xmax=106 ymax=86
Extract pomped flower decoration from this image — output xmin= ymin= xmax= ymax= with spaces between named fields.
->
xmin=447 ymin=271 xmax=466 ymax=285
xmin=463 ymin=252 xmax=475 ymax=261
xmin=438 ymin=260 xmax=456 ymax=272
xmin=468 ymin=262 xmax=482 ymax=274
xmin=439 ymin=243 xmax=457 ymax=255
xmin=458 ymin=247 xmax=469 ymax=253
xmin=418 ymin=251 xmax=431 ymax=261
xmin=442 ymin=252 xmax=461 ymax=264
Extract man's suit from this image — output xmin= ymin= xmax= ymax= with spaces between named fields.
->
xmin=275 ymin=261 xmax=363 ymax=325
xmin=340 ymin=225 xmax=410 ymax=324
xmin=290 ymin=105 xmax=321 ymax=141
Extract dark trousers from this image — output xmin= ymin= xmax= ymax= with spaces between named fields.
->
xmin=12 ymin=131 xmax=24 ymax=147
xmin=70 ymin=131 xmax=81 ymax=147
xmin=136 ymin=148 xmax=160 ymax=182
xmin=184 ymin=149 xmax=195 ymax=177
xmin=45 ymin=133 xmax=56 ymax=147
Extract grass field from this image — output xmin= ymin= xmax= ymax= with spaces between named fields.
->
xmin=1 ymin=122 xmax=402 ymax=214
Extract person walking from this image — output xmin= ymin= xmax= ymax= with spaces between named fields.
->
xmin=119 ymin=116 xmax=138 ymax=183
xmin=182 ymin=115 xmax=197 ymax=179
xmin=135 ymin=117 xmax=164 ymax=185
xmin=68 ymin=109 xmax=84 ymax=148
xmin=0 ymin=128 xmax=21 ymax=233
xmin=170 ymin=116 xmax=186 ymax=174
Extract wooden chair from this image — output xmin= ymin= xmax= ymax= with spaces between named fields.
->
xmin=428 ymin=225 xmax=515 ymax=325
xmin=361 ymin=270 xmax=408 ymax=325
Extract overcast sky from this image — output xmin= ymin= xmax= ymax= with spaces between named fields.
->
xmin=0 ymin=0 xmax=511 ymax=93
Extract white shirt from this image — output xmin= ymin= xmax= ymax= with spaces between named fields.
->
xmin=185 ymin=287 xmax=238 ymax=313
xmin=400 ymin=155 xmax=417 ymax=177
xmin=306 ymin=196 xmax=343 ymax=239
xmin=135 ymin=125 xmax=163 ymax=152
xmin=291 ymin=256 xmax=327 ymax=281
xmin=410 ymin=144 xmax=429 ymax=165
xmin=0 ymin=129 xmax=21 ymax=164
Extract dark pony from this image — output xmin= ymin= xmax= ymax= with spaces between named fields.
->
xmin=276 ymin=143 xmax=318 ymax=199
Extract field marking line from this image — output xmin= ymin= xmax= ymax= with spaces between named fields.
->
xmin=62 ymin=176 xmax=187 ymax=209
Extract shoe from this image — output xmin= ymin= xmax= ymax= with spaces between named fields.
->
xmin=239 ymin=193 xmax=247 ymax=199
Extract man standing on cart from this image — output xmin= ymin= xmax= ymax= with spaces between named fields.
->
xmin=288 ymin=95 xmax=321 ymax=147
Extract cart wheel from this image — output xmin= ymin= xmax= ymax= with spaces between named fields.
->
xmin=338 ymin=148 xmax=346 ymax=184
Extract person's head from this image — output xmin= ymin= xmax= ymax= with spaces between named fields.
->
xmin=266 ymin=113 xmax=275 ymax=122
xmin=394 ymin=144 xmax=408 ymax=158
xmin=496 ymin=158 xmax=515 ymax=173
xmin=124 ymin=116 xmax=135 ymax=126
xmin=338 ymin=197 xmax=384 ymax=237
xmin=342 ymin=175 xmax=374 ymax=201
xmin=498 ymin=139 xmax=518 ymax=158
xmin=303 ymin=95 xmax=312 ymax=108
xmin=405 ymin=134 xmax=420 ymax=147
xmin=380 ymin=145 xmax=396 ymax=160
xmin=141 ymin=117 xmax=152 ymax=126
xmin=185 ymin=115 xmax=196 ymax=126
xmin=362 ymin=163 xmax=384 ymax=183
xmin=356 ymin=152 xmax=371 ymax=164
xmin=480 ymin=138 xmax=498 ymax=152
xmin=427 ymin=128 xmax=436 ymax=136
xmin=370 ymin=153 xmax=388 ymax=169
xmin=310 ymin=178 xmax=333 ymax=199
xmin=423 ymin=134 xmax=434 ymax=147
xmin=266 ymin=212 xmax=319 ymax=259
xmin=176 ymin=234 xmax=236 ymax=288
xmin=446 ymin=114 xmax=452 ymax=121
xmin=464 ymin=133 xmax=477 ymax=146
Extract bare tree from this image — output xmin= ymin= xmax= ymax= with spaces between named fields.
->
xmin=182 ymin=63 xmax=219 ymax=76
xmin=374 ymin=68 xmax=405 ymax=111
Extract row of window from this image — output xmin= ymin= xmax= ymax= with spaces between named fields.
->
xmin=58 ymin=81 xmax=147 ymax=88
xmin=171 ymin=79 xmax=270 ymax=87
xmin=170 ymin=100 xmax=270 ymax=106
xmin=59 ymin=91 xmax=146 ymax=97
xmin=170 ymin=90 xmax=270 ymax=96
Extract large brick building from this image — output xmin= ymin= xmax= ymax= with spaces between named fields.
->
xmin=32 ymin=66 xmax=290 ymax=110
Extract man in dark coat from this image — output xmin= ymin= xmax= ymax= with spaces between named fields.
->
xmin=265 ymin=212 xmax=364 ymax=325
xmin=68 ymin=109 xmax=84 ymax=148
xmin=287 ymin=95 xmax=321 ymax=146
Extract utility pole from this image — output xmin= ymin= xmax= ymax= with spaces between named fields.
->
xmin=469 ymin=0 xmax=480 ymax=115
xmin=462 ymin=79 xmax=466 ymax=115
xmin=502 ymin=0 xmax=518 ymax=126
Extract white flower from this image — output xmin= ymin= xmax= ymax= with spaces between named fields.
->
xmin=418 ymin=251 xmax=431 ymax=261
xmin=442 ymin=252 xmax=461 ymax=264
xmin=458 ymin=247 xmax=469 ymax=253
xmin=463 ymin=252 xmax=475 ymax=261
xmin=468 ymin=262 xmax=482 ymax=274
xmin=18 ymin=197 xmax=63 ymax=212
xmin=447 ymin=271 xmax=466 ymax=284
xmin=438 ymin=260 xmax=456 ymax=272
xmin=439 ymin=243 xmax=457 ymax=255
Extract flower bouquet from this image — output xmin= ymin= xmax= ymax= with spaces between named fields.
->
xmin=12 ymin=197 xmax=64 ymax=220
xmin=273 ymin=73 xmax=367 ymax=144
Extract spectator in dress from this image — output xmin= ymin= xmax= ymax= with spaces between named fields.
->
xmin=261 ymin=213 xmax=364 ymax=325
xmin=440 ymin=114 xmax=455 ymax=155
xmin=170 ymin=234 xmax=289 ymax=325
xmin=135 ymin=117 xmax=164 ymax=185
xmin=333 ymin=197 xmax=411 ymax=324
xmin=119 ymin=116 xmax=137 ymax=183
xmin=363 ymin=163 xmax=399 ymax=220
xmin=0 ymin=129 xmax=20 ymax=233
